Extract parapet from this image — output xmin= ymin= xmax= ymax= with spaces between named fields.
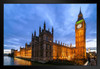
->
xmin=54 ymin=40 xmax=71 ymax=47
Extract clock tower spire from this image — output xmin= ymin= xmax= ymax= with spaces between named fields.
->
xmin=75 ymin=8 xmax=86 ymax=59
xmin=76 ymin=7 xmax=84 ymax=24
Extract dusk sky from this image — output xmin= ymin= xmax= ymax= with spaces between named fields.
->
xmin=4 ymin=4 xmax=97 ymax=53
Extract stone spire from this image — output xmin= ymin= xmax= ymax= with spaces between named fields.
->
xmin=25 ymin=43 xmax=27 ymax=46
xmin=58 ymin=41 xmax=60 ymax=44
xmin=34 ymin=30 xmax=36 ymax=36
xmin=77 ymin=7 xmax=83 ymax=21
xmin=70 ymin=43 xmax=72 ymax=47
xmin=79 ymin=7 xmax=82 ymax=15
xmin=32 ymin=33 xmax=33 ymax=38
xmin=44 ymin=21 xmax=46 ymax=30
xmin=32 ymin=33 xmax=33 ymax=41
xmin=61 ymin=42 xmax=62 ymax=45
xmin=55 ymin=40 xmax=57 ymax=43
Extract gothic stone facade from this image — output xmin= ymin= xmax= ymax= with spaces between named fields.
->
xmin=14 ymin=9 xmax=87 ymax=62
xmin=14 ymin=43 xmax=32 ymax=58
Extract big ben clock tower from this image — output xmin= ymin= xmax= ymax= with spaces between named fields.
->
xmin=75 ymin=8 xmax=86 ymax=59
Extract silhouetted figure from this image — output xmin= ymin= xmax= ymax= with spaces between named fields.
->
xmin=88 ymin=57 xmax=90 ymax=63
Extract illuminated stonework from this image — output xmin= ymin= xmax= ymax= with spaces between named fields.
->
xmin=14 ymin=8 xmax=86 ymax=62
xmin=53 ymin=43 xmax=75 ymax=60
xmin=75 ymin=8 xmax=86 ymax=59
xmin=14 ymin=43 xmax=32 ymax=58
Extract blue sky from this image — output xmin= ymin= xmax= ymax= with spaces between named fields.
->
xmin=4 ymin=4 xmax=97 ymax=53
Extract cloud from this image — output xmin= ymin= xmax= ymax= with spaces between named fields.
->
xmin=4 ymin=4 xmax=97 ymax=50
xmin=86 ymin=38 xmax=97 ymax=48
xmin=4 ymin=38 xmax=21 ymax=45
xmin=45 ymin=13 xmax=54 ymax=26
xmin=4 ymin=44 xmax=18 ymax=47
xmin=4 ymin=49 xmax=11 ymax=54
xmin=4 ymin=44 xmax=25 ymax=51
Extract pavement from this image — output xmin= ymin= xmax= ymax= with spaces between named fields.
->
xmin=85 ymin=59 xmax=96 ymax=66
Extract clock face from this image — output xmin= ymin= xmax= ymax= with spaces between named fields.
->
xmin=77 ymin=24 xmax=82 ymax=29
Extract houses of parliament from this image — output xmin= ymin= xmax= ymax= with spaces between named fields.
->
xmin=14 ymin=9 xmax=87 ymax=62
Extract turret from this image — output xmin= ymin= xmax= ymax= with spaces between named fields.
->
xmin=31 ymin=33 xmax=34 ymax=42
xmin=55 ymin=40 xmax=57 ymax=43
xmin=32 ymin=33 xmax=33 ymax=38
xmin=25 ymin=43 xmax=27 ymax=46
xmin=30 ymin=42 xmax=31 ymax=45
xmin=34 ymin=30 xmax=36 ymax=36
xmin=61 ymin=42 xmax=62 ymax=45
xmin=58 ymin=41 xmax=60 ymax=44
xmin=20 ymin=46 xmax=21 ymax=51
xmin=44 ymin=21 xmax=46 ymax=30
xmin=70 ymin=43 xmax=72 ymax=47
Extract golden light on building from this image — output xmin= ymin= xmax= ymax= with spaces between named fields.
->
xmin=14 ymin=8 xmax=86 ymax=62
xmin=14 ymin=43 xmax=32 ymax=58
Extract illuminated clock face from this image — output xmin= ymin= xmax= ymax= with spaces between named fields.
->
xmin=77 ymin=24 xmax=82 ymax=29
